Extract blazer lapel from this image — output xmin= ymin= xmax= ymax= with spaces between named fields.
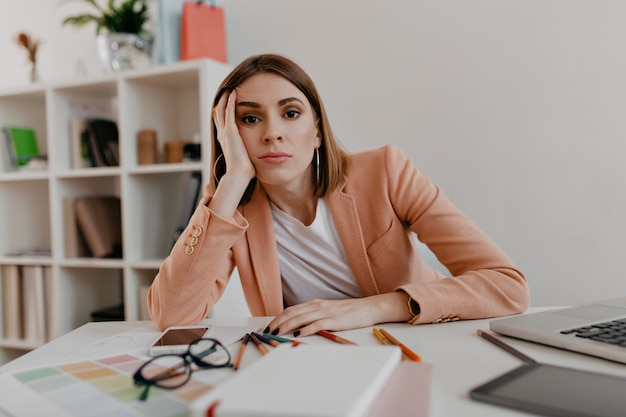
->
xmin=327 ymin=178 xmax=379 ymax=296
xmin=241 ymin=188 xmax=284 ymax=315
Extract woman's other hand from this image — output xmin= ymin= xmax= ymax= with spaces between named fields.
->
xmin=265 ymin=292 xmax=413 ymax=337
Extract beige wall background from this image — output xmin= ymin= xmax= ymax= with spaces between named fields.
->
xmin=2 ymin=0 xmax=626 ymax=307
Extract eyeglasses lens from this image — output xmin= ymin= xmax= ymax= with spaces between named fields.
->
xmin=141 ymin=355 xmax=190 ymax=388
xmin=189 ymin=339 xmax=231 ymax=367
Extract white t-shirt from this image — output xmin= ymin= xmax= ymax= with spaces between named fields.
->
xmin=270 ymin=198 xmax=363 ymax=306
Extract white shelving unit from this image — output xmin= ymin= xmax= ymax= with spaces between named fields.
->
xmin=0 ymin=59 xmax=232 ymax=363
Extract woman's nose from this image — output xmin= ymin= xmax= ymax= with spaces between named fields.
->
xmin=263 ymin=117 xmax=283 ymax=143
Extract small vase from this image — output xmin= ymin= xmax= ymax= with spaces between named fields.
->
xmin=96 ymin=33 xmax=153 ymax=72
xmin=29 ymin=62 xmax=38 ymax=83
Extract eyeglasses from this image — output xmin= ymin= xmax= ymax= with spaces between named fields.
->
xmin=133 ymin=338 xmax=232 ymax=401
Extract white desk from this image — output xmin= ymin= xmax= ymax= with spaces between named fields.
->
xmin=2 ymin=310 xmax=625 ymax=417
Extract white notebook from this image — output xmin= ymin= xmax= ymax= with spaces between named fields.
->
xmin=190 ymin=344 xmax=402 ymax=417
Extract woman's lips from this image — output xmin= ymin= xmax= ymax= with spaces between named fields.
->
xmin=259 ymin=152 xmax=291 ymax=164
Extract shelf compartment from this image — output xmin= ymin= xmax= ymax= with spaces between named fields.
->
xmin=120 ymin=68 xmax=202 ymax=169
xmin=55 ymin=267 xmax=123 ymax=337
xmin=0 ymin=179 xmax=50 ymax=257
xmin=124 ymin=171 xmax=199 ymax=262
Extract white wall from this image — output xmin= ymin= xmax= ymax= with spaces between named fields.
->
xmin=2 ymin=0 xmax=626 ymax=307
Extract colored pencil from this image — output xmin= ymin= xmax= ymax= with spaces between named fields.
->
xmin=477 ymin=329 xmax=536 ymax=363
xmin=378 ymin=328 xmax=421 ymax=362
xmin=372 ymin=328 xmax=393 ymax=345
xmin=317 ymin=329 xmax=357 ymax=345
xmin=264 ymin=333 xmax=302 ymax=346
xmin=249 ymin=332 xmax=269 ymax=355
xmin=233 ymin=333 xmax=250 ymax=370
xmin=253 ymin=332 xmax=280 ymax=347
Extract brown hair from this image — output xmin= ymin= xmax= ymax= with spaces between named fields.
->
xmin=208 ymin=54 xmax=347 ymax=205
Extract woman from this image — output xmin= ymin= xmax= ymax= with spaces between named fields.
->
xmin=148 ymin=53 xmax=529 ymax=336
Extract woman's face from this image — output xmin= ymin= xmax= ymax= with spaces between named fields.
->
xmin=234 ymin=73 xmax=321 ymax=191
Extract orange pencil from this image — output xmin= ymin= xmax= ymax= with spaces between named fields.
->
xmin=249 ymin=332 xmax=269 ymax=355
xmin=317 ymin=330 xmax=357 ymax=345
xmin=378 ymin=328 xmax=421 ymax=362
xmin=233 ymin=333 xmax=250 ymax=370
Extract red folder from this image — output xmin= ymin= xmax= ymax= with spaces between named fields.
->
xmin=180 ymin=1 xmax=227 ymax=63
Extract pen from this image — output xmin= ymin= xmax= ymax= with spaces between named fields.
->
xmin=233 ymin=333 xmax=250 ymax=370
xmin=378 ymin=328 xmax=421 ymax=362
xmin=253 ymin=332 xmax=280 ymax=347
xmin=476 ymin=329 xmax=536 ymax=363
xmin=317 ymin=329 xmax=357 ymax=345
xmin=249 ymin=332 xmax=269 ymax=355
xmin=372 ymin=328 xmax=392 ymax=345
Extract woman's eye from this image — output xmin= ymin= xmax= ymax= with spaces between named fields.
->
xmin=285 ymin=110 xmax=300 ymax=119
xmin=241 ymin=115 xmax=259 ymax=124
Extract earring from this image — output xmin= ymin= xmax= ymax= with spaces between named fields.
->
xmin=213 ymin=154 xmax=225 ymax=183
xmin=315 ymin=148 xmax=320 ymax=185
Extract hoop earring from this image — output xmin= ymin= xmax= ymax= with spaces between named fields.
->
xmin=315 ymin=148 xmax=320 ymax=185
xmin=213 ymin=154 xmax=225 ymax=183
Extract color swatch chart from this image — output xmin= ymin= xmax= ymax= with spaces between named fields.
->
xmin=10 ymin=353 xmax=215 ymax=417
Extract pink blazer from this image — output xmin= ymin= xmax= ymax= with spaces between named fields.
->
xmin=148 ymin=145 xmax=529 ymax=330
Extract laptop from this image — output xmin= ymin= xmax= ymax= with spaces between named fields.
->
xmin=489 ymin=296 xmax=626 ymax=364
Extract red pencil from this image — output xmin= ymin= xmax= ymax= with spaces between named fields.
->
xmin=317 ymin=330 xmax=357 ymax=345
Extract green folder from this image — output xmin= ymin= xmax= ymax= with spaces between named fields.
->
xmin=5 ymin=126 xmax=39 ymax=166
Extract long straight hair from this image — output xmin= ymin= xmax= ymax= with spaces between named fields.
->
xmin=208 ymin=54 xmax=348 ymax=205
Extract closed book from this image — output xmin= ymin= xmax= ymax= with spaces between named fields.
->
xmin=74 ymin=196 xmax=123 ymax=258
xmin=190 ymin=344 xmax=402 ymax=417
xmin=86 ymin=118 xmax=119 ymax=166
xmin=70 ymin=118 xmax=92 ymax=168
xmin=3 ymin=126 xmax=39 ymax=167
xmin=21 ymin=265 xmax=46 ymax=344
xmin=63 ymin=197 xmax=91 ymax=258
xmin=1 ymin=265 xmax=23 ymax=340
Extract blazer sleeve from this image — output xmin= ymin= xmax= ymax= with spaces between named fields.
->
xmin=147 ymin=197 xmax=249 ymax=330
xmin=383 ymin=146 xmax=530 ymax=323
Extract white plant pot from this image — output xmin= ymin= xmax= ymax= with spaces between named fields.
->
xmin=96 ymin=33 xmax=153 ymax=72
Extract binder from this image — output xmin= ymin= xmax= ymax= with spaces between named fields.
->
xmin=21 ymin=265 xmax=46 ymax=344
xmin=1 ymin=265 xmax=23 ymax=340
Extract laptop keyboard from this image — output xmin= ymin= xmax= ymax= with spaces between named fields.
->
xmin=561 ymin=318 xmax=626 ymax=347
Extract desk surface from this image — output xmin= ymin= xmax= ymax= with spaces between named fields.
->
xmin=2 ymin=310 xmax=625 ymax=417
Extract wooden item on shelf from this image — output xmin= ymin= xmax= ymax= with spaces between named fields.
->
xmin=74 ymin=196 xmax=123 ymax=258
xmin=164 ymin=139 xmax=185 ymax=163
xmin=137 ymin=129 xmax=158 ymax=164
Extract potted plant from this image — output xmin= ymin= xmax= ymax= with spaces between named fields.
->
xmin=61 ymin=0 xmax=153 ymax=72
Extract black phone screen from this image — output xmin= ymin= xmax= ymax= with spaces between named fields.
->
xmin=154 ymin=327 xmax=210 ymax=347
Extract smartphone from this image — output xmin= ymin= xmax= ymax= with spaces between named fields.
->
xmin=147 ymin=325 xmax=213 ymax=356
